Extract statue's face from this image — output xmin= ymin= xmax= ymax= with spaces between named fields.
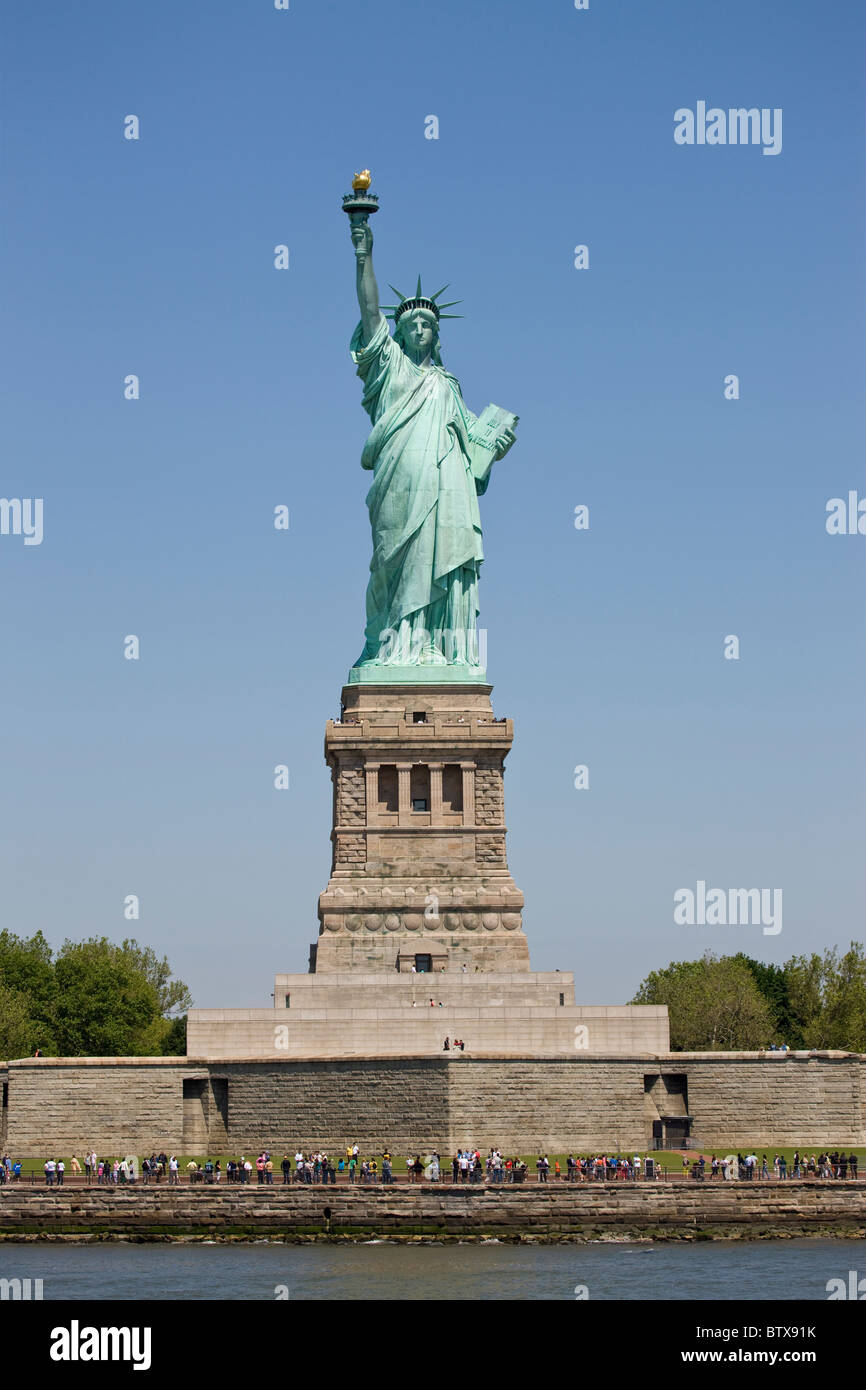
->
xmin=398 ymin=310 xmax=437 ymax=361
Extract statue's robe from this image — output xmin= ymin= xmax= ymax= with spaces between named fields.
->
xmin=350 ymin=313 xmax=485 ymax=667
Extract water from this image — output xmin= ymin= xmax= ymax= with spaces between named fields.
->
xmin=0 ymin=1239 xmax=860 ymax=1300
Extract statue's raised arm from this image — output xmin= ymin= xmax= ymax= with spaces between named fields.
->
xmin=351 ymin=221 xmax=379 ymax=345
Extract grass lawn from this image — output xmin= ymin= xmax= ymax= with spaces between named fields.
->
xmin=8 ymin=1146 xmax=865 ymax=1179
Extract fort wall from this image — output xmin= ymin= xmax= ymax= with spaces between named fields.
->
xmin=5 ymin=1052 xmax=863 ymax=1156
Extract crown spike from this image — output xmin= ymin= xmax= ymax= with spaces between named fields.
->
xmin=386 ymin=276 xmax=464 ymax=327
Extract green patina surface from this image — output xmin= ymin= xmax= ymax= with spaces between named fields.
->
xmin=345 ymin=184 xmax=516 ymax=685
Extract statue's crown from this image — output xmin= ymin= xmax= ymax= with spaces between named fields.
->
xmin=382 ymin=275 xmax=462 ymax=325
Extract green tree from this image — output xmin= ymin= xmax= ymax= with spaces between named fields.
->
xmin=731 ymin=954 xmax=805 ymax=1048
xmin=53 ymin=939 xmax=165 ymax=1055
xmin=162 ymin=1014 xmax=187 ymax=1056
xmin=0 ymin=982 xmax=38 ymax=1061
xmin=0 ymin=930 xmax=56 ymax=1047
xmin=116 ymin=939 xmax=193 ymax=1018
xmin=0 ymin=932 xmax=193 ymax=1057
xmin=631 ymin=952 xmax=775 ymax=1051
xmin=783 ymin=943 xmax=866 ymax=1051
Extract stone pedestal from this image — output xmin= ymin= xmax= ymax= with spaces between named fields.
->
xmin=314 ymin=684 xmax=528 ymax=974
xmin=184 ymin=679 xmax=671 ymax=1061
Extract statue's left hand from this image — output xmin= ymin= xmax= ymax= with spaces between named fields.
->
xmin=493 ymin=427 xmax=516 ymax=460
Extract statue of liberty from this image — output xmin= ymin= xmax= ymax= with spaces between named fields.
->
xmin=346 ymin=177 xmax=516 ymax=681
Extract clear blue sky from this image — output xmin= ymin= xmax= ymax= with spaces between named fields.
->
xmin=2 ymin=0 xmax=864 ymax=1009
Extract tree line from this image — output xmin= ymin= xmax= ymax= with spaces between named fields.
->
xmin=0 ymin=931 xmax=191 ymax=1060
xmin=630 ymin=944 xmax=866 ymax=1052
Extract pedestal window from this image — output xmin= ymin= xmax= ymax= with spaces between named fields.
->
xmin=378 ymin=765 xmax=398 ymax=813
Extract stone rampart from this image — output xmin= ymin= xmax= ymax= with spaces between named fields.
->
xmin=653 ymin=1053 xmax=865 ymax=1148
xmin=1 ymin=1183 xmax=864 ymax=1241
xmin=4 ymin=1053 xmax=863 ymax=1156
xmin=7 ymin=1059 xmax=187 ymax=1154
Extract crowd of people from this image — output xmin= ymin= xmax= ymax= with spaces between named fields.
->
xmin=564 ymin=1155 xmax=648 ymax=1180
xmin=695 ymin=1151 xmax=860 ymax=1180
xmin=1 ymin=1145 xmax=862 ymax=1186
